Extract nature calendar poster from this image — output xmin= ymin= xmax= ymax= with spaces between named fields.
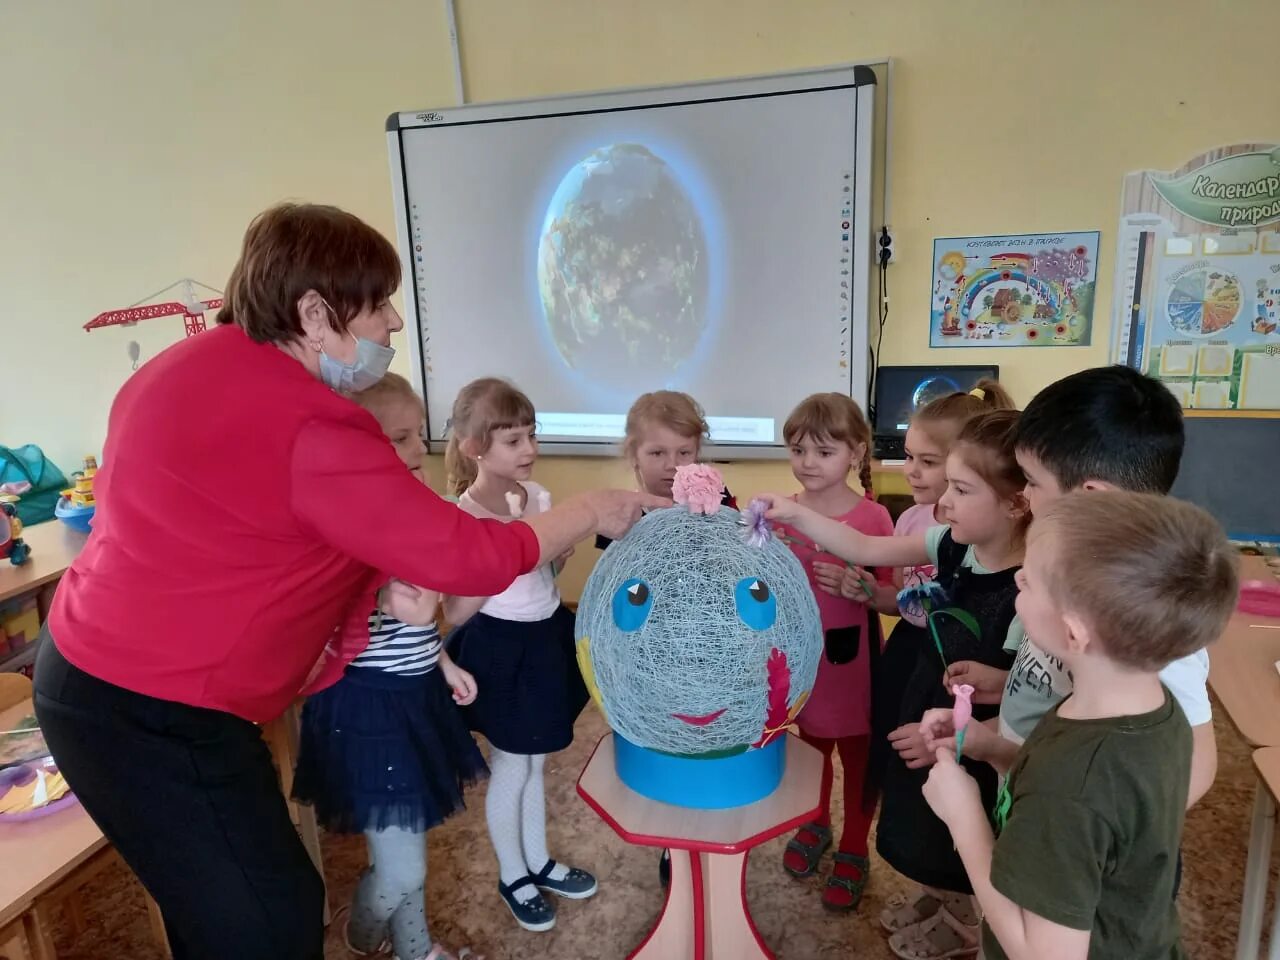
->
xmin=1110 ymin=143 xmax=1280 ymax=409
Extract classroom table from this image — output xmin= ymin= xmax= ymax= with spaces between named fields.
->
xmin=0 ymin=525 xmax=87 ymax=675
xmin=1207 ymin=555 xmax=1280 ymax=960
xmin=0 ymin=521 xmax=328 ymax=946
xmin=578 ymin=733 xmax=822 ymax=959
xmin=0 ymin=698 xmax=169 ymax=959
xmin=1251 ymin=748 xmax=1280 ymax=960
xmin=0 ymin=523 xmax=87 ymax=608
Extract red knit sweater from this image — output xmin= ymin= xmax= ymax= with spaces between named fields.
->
xmin=49 ymin=325 xmax=539 ymax=721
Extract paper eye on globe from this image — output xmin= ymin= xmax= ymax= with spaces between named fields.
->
xmin=734 ymin=577 xmax=776 ymax=631
xmin=612 ymin=578 xmax=653 ymax=632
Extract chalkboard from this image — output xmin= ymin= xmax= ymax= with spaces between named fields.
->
xmin=1171 ymin=416 xmax=1280 ymax=539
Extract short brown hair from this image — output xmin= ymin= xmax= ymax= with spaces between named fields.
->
xmin=621 ymin=391 xmax=710 ymax=462
xmin=444 ymin=378 xmax=536 ymax=495
xmin=783 ymin=393 xmax=875 ymax=495
xmin=216 ymin=203 xmax=401 ymax=343
xmin=1038 ymin=491 xmax=1237 ymax=670
xmin=914 ymin=377 xmax=1016 ymax=452
xmin=350 ymin=372 xmax=423 ymax=425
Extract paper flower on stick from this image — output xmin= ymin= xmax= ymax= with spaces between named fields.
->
xmin=740 ymin=498 xmax=774 ymax=548
xmin=672 ymin=463 xmax=726 ymax=515
xmin=897 ymin=581 xmax=982 ymax=673
xmin=952 ymin=682 xmax=974 ymax=760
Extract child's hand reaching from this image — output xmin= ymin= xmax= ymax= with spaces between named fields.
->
xmin=439 ymin=654 xmax=478 ymax=706
xmin=752 ymin=493 xmax=805 ymax=526
xmin=922 ymin=747 xmax=983 ymax=829
xmin=812 ymin=561 xmax=874 ymax=603
xmin=944 ymin=661 xmax=1008 ymax=705
xmin=380 ymin=580 xmax=440 ymax=626
xmin=888 ymin=722 xmax=936 ymax=769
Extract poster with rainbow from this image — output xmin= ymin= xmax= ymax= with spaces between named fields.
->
xmin=1111 ymin=143 xmax=1280 ymax=410
xmin=929 ymin=232 xmax=1098 ymax=348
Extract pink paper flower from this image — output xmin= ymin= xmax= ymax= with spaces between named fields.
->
xmin=672 ymin=463 xmax=725 ymax=516
xmin=952 ymin=683 xmax=975 ymax=734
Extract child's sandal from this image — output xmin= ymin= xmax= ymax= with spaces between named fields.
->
xmin=887 ymin=907 xmax=979 ymax=960
xmin=782 ymin=821 xmax=832 ymax=878
xmin=821 ymin=852 xmax=870 ymax=912
xmin=329 ymin=905 xmax=391 ymax=957
xmin=879 ymin=888 xmax=943 ymax=933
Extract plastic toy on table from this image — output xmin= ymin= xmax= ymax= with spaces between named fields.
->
xmin=0 ymin=495 xmax=30 ymax=566
xmin=55 ymin=455 xmax=98 ymax=533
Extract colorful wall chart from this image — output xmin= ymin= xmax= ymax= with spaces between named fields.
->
xmin=929 ymin=232 xmax=1098 ymax=348
xmin=1111 ymin=143 xmax=1280 ymax=410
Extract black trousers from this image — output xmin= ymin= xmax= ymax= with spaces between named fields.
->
xmin=33 ymin=635 xmax=324 ymax=960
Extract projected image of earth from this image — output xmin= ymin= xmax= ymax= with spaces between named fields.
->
xmin=537 ymin=144 xmax=708 ymax=390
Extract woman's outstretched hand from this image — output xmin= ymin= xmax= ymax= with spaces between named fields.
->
xmin=582 ymin=489 xmax=671 ymax=541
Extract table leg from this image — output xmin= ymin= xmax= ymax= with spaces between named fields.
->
xmin=1237 ymin=782 xmax=1276 ymax=960
xmin=1269 ymin=868 xmax=1280 ymax=960
xmin=19 ymin=910 xmax=54 ymax=960
xmin=701 ymin=851 xmax=771 ymax=959
xmin=629 ymin=851 xmax=697 ymax=959
xmin=0 ymin=917 xmax=35 ymax=960
xmin=628 ymin=849 xmax=773 ymax=960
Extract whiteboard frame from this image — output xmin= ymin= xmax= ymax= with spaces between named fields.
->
xmin=387 ymin=64 xmax=878 ymax=459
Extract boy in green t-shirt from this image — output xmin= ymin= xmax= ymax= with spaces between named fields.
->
xmin=919 ymin=491 xmax=1237 ymax=960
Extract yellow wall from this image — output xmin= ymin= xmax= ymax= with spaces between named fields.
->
xmin=3 ymin=1 xmax=1278 ymax=599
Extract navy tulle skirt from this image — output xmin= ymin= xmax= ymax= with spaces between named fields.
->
xmin=448 ymin=605 xmax=588 ymax=755
xmin=293 ymin=665 xmax=488 ymax=834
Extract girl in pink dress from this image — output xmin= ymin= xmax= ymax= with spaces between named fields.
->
xmin=774 ymin=393 xmax=895 ymax=912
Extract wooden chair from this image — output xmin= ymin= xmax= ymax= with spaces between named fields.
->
xmin=0 ymin=673 xmax=33 ymax=712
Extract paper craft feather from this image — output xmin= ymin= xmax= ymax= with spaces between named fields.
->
xmin=755 ymin=646 xmax=793 ymax=748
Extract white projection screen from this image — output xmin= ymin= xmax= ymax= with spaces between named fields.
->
xmin=387 ymin=65 xmax=877 ymax=458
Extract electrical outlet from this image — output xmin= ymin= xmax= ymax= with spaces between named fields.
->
xmin=878 ymin=225 xmax=895 ymax=265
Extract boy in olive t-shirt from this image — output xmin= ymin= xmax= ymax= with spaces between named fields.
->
xmin=918 ymin=491 xmax=1237 ymax=960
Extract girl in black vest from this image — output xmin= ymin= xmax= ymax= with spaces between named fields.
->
xmin=757 ymin=410 xmax=1028 ymax=960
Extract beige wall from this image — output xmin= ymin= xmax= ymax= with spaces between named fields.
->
xmin=3 ymin=0 xmax=1278 ymax=598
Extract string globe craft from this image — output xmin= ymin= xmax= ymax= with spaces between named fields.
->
xmin=575 ymin=466 xmax=822 ymax=809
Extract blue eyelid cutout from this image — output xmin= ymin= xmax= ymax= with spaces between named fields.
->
xmin=612 ymin=578 xmax=653 ymax=632
xmin=734 ymin=577 xmax=776 ymax=631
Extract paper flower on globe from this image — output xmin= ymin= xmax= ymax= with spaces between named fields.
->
xmin=672 ymin=463 xmax=726 ymax=515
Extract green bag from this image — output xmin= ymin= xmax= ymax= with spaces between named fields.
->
xmin=0 ymin=445 xmax=70 ymax=525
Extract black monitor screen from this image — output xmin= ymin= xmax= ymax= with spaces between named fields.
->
xmin=873 ymin=365 xmax=1000 ymax=436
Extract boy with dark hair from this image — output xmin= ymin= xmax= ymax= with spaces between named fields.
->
xmin=944 ymin=366 xmax=1216 ymax=808
xmin=922 ymin=491 xmax=1237 ymax=960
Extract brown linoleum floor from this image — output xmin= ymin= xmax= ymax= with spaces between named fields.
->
xmin=24 ymin=699 xmax=1278 ymax=959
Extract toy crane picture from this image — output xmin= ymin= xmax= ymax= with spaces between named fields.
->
xmin=84 ymin=278 xmax=223 ymax=338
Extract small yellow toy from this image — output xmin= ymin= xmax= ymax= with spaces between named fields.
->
xmin=61 ymin=455 xmax=98 ymax=509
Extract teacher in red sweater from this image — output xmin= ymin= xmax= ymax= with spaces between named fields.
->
xmin=33 ymin=203 xmax=661 ymax=960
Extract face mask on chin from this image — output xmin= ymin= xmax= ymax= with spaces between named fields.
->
xmin=315 ymin=297 xmax=395 ymax=393
xmin=319 ymin=334 xmax=395 ymax=392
